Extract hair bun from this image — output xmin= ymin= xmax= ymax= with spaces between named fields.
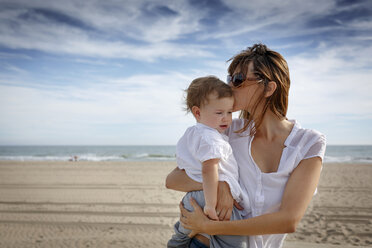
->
xmin=249 ymin=43 xmax=268 ymax=55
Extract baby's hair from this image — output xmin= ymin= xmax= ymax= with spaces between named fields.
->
xmin=185 ymin=76 xmax=233 ymax=113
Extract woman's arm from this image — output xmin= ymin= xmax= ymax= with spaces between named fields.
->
xmin=180 ymin=156 xmax=322 ymax=235
xmin=165 ymin=167 xmax=236 ymax=221
xmin=165 ymin=167 xmax=202 ymax=192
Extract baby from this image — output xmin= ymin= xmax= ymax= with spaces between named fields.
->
xmin=167 ymin=76 xmax=248 ymax=248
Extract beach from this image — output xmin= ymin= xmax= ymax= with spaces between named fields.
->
xmin=0 ymin=161 xmax=371 ymax=248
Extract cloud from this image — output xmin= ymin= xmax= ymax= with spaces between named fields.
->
xmin=0 ymin=51 xmax=32 ymax=60
xmin=0 ymin=0 xmax=214 ymax=61
xmin=0 ymin=0 xmax=372 ymax=144
xmin=1 ymin=0 xmax=371 ymax=61
xmin=287 ymin=42 xmax=372 ymax=124
xmin=18 ymin=7 xmax=94 ymax=31
xmin=1 ymin=63 xmax=29 ymax=75
xmin=197 ymin=0 xmax=336 ymax=39
xmin=0 ymin=23 xmax=213 ymax=62
xmin=0 ymin=70 xmax=200 ymax=144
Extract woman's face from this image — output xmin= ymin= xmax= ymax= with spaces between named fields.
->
xmin=230 ymin=62 xmax=264 ymax=112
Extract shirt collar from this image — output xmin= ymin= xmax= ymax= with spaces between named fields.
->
xmin=196 ymin=122 xmax=216 ymax=131
xmin=196 ymin=122 xmax=229 ymax=140
xmin=284 ymin=119 xmax=299 ymax=147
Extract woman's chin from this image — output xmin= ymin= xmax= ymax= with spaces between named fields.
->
xmin=233 ymin=106 xmax=243 ymax=112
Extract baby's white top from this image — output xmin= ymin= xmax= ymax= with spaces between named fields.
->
xmin=226 ymin=119 xmax=326 ymax=248
xmin=177 ymin=123 xmax=244 ymax=203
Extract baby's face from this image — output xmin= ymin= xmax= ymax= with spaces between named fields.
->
xmin=198 ymin=93 xmax=234 ymax=133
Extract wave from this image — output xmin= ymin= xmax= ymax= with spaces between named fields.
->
xmin=0 ymin=155 xmax=123 ymax=162
xmin=0 ymin=153 xmax=176 ymax=162
xmin=128 ymin=153 xmax=175 ymax=160
xmin=0 ymin=156 xmax=70 ymax=161
xmin=2 ymin=155 xmax=370 ymax=163
xmin=149 ymin=153 xmax=175 ymax=158
xmin=324 ymin=156 xmax=372 ymax=163
xmin=1 ymin=145 xmax=370 ymax=163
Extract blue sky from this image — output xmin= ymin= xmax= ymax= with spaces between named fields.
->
xmin=0 ymin=0 xmax=371 ymax=145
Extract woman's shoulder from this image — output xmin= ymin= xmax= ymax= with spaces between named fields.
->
xmin=288 ymin=120 xmax=327 ymax=162
xmin=287 ymin=120 xmax=326 ymax=151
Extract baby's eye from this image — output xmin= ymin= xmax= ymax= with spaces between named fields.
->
xmin=216 ymin=112 xmax=222 ymax=115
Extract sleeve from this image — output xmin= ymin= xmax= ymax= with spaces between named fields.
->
xmin=303 ymin=133 xmax=327 ymax=162
xmin=194 ymin=136 xmax=224 ymax=163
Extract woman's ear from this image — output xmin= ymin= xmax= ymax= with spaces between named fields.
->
xmin=191 ymin=106 xmax=201 ymax=121
xmin=265 ymin=81 xmax=277 ymax=98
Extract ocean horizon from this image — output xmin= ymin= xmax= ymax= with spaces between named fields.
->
xmin=0 ymin=145 xmax=371 ymax=164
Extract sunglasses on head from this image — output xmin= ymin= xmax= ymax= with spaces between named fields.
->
xmin=226 ymin=72 xmax=264 ymax=88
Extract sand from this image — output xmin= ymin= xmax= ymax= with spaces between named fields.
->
xmin=0 ymin=161 xmax=371 ymax=248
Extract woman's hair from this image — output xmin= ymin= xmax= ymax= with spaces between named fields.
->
xmin=185 ymin=76 xmax=233 ymax=113
xmin=228 ymin=43 xmax=290 ymax=134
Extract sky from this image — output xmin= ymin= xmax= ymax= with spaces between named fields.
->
xmin=0 ymin=0 xmax=371 ymax=146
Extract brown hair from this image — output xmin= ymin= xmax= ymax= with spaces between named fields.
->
xmin=185 ymin=76 xmax=233 ymax=113
xmin=228 ymin=43 xmax=290 ymax=134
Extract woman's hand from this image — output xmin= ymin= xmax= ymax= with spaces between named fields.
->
xmin=216 ymin=181 xmax=236 ymax=220
xmin=180 ymin=197 xmax=212 ymax=237
xmin=165 ymin=167 xmax=202 ymax=192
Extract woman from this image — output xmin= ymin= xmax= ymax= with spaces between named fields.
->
xmin=165 ymin=43 xmax=326 ymax=248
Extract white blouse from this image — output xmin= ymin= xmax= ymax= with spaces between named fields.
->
xmin=177 ymin=123 xmax=244 ymax=203
xmin=226 ymin=119 xmax=326 ymax=248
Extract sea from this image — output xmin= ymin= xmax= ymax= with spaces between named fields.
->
xmin=0 ymin=145 xmax=371 ymax=164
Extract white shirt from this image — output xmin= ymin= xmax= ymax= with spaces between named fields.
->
xmin=226 ymin=119 xmax=326 ymax=248
xmin=177 ymin=123 xmax=245 ymax=203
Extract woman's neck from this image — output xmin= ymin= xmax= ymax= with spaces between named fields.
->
xmin=254 ymin=111 xmax=292 ymax=142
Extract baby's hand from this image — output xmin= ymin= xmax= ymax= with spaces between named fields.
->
xmin=203 ymin=205 xmax=219 ymax=221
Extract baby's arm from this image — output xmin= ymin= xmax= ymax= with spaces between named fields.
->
xmin=202 ymin=158 xmax=220 ymax=221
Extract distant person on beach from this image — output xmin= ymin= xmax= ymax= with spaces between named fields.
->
xmin=167 ymin=76 xmax=248 ymax=248
xmin=69 ymin=156 xmax=78 ymax=162
xmin=166 ymin=44 xmax=326 ymax=248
